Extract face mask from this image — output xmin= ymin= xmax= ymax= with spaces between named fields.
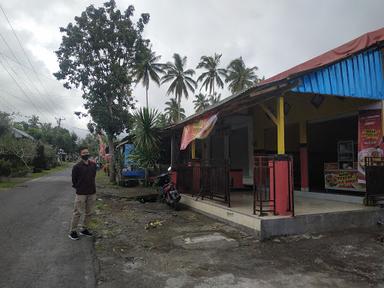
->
xmin=81 ymin=155 xmax=89 ymax=161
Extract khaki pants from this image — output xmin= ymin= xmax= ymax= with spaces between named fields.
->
xmin=69 ymin=194 xmax=96 ymax=232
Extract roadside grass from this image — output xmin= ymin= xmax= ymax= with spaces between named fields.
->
xmin=96 ymin=170 xmax=120 ymax=189
xmin=0 ymin=162 xmax=72 ymax=191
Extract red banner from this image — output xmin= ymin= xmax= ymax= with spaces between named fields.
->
xmin=180 ymin=114 xmax=218 ymax=150
xmin=358 ymin=109 xmax=384 ymax=184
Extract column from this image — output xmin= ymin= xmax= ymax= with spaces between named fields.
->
xmin=277 ymin=96 xmax=285 ymax=154
xmin=299 ymin=121 xmax=309 ymax=192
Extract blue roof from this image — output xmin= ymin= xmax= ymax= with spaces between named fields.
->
xmin=292 ymin=48 xmax=384 ymax=100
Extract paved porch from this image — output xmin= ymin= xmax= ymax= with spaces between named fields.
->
xmin=180 ymin=191 xmax=384 ymax=239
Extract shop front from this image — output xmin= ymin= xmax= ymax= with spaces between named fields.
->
xmin=165 ymin=28 xmax=384 ymax=232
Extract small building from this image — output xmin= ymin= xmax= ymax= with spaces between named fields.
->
xmin=165 ymin=28 xmax=384 ymax=239
xmin=10 ymin=127 xmax=35 ymax=141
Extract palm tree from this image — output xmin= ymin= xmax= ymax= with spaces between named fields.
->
xmin=209 ymin=92 xmax=221 ymax=106
xmin=196 ymin=53 xmax=227 ymax=95
xmin=225 ymin=57 xmax=258 ymax=94
xmin=161 ymin=53 xmax=196 ymax=120
xmin=193 ymin=93 xmax=210 ymax=113
xmin=156 ymin=113 xmax=169 ymax=128
xmin=164 ymin=98 xmax=186 ymax=124
xmin=131 ymin=108 xmax=160 ymax=182
xmin=135 ymin=49 xmax=164 ymax=108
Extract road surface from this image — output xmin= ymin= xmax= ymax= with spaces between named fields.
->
xmin=0 ymin=168 xmax=95 ymax=288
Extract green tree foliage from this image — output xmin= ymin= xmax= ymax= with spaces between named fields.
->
xmin=209 ymin=92 xmax=221 ymax=106
xmin=225 ymin=57 xmax=259 ymax=94
xmin=156 ymin=113 xmax=169 ymax=129
xmin=196 ymin=53 xmax=227 ymax=95
xmin=0 ymin=159 xmax=11 ymax=177
xmin=14 ymin=116 xmax=78 ymax=155
xmin=164 ymin=99 xmax=186 ymax=124
xmin=78 ymin=134 xmax=99 ymax=157
xmin=161 ymin=53 xmax=196 ymax=120
xmin=135 ymin=49 xmax=164 ymax=108
xmin=130 ymin=108 xmax=160 ymax=180
xmin=0 ymin=112 xmax=12 ymax=137
xmin=32 ymin=143 xmax=46 ymax=172
xmin=54 ymin=0 xmax=150 ymax=182
xmin=193 ymin=93 xmax=210 ymax=113
xmin=0 ymin=134 xmax=36 ymax=170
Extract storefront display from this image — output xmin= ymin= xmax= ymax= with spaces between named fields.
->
xmin=324 ymin=162 xmax=365 ymax=192
xmin=324 ymin=140 xmax=365 ymax=192
xmin=357 ymin=109 xmax=384 ymax=184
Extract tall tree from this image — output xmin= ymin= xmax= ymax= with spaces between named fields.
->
xmin=161 ymin=53 xmax=196 ymax=120
xmin=54 ymin=0 xmax=150 ymax=182
xmin=196 ymin=53 xmax=227 ymax=95
xmin=164 ymin=99 xmax=186 ymax=124
xmin=135 ymin=49 xmax=164 ymax=108
xmin=193 ymin=93 xmax=210 ymax=113
xmin=225 ymin=57 xmax=259 ymax=94
xmin=209 ymin=92 xmax=221 ymax=106
xmin=28 ymin=115 xmax=40 ymax=129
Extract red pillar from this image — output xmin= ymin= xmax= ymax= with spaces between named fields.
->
xmin=300 ymin=144 xmax=309 ymax=192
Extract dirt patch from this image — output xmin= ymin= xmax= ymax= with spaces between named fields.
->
xmin=92 ymin=174 xmax=384 ymax=288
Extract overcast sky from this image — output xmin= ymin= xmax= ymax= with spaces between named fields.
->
xmin=0 ymin=0 xmax=383 ymax=137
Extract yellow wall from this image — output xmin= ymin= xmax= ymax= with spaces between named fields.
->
xmin=252 ymin=92 xmax=377 ymax=151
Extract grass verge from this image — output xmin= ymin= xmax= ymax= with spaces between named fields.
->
xmin=0 ymin=162 xmax=72 ymax=191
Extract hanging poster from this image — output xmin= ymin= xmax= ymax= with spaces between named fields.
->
xmin=180 ymin=114 xmax=218 ymax=150
xmin=358 ymin=109 xmax=384 ymax=184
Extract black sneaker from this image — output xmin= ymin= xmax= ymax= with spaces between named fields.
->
xmin=79 ymin=229 xmax=93 ymax=237
xmin=68 ymin=231 xmax=79 ymax=240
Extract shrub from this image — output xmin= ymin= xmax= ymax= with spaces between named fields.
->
xmin=0 ymin=159 xmax=12 ymax=177
xmin=33 ymin=144 xmax=46 ymax=172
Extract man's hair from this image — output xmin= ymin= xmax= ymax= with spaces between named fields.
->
xmin=79 ymin=146 xmax=88 ymax=154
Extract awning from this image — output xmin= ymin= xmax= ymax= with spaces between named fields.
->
xmin=180 ymin=114 xmax=218 ymax=150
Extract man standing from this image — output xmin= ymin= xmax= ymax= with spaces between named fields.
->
xmin=68 ymin=146 xmax=97 ymax=240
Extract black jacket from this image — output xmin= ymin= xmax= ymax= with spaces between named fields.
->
xmin=72 ymin=161 xmax=97 ymax=195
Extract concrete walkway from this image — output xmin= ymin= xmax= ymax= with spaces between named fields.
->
xmin=0 ymin=168 xmax=95 ymax=288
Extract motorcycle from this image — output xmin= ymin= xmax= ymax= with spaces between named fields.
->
xmin=155 ymin=167 xmax=181 ymax=210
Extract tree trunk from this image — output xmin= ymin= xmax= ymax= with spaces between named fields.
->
xmin=107 ymin=135 xmax=116 ymax=183
xmin=177 ymin=96 xmax=181 ymax=122
xmin=146 ymin=87 xmax=149 ymax=109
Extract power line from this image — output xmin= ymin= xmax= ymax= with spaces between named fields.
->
xmin=0 ymin=55 xmax=49 ymax=121
xmin=0 ymin=5 xmax=59 ymax=114
xmin=0 ymin=31 xmax=57 ymax=115
xmin=0 ymin=51 xmax=57 ymax=82
xmin=0 ymin=53 xmax=54 ymax=118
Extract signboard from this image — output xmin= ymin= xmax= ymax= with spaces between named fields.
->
xmin=324 ymin=169 xmax=365 ymax=192
xmin=180 ymin=114 xmax=218 ymax=150
xmin=358 ymin=109 xmax=384 ymax=184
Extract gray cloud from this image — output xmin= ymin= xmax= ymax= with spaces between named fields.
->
xmin=0 ymin=0 xmax=383 ymax=137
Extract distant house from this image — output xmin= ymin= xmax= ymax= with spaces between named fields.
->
xmin=10 ymin=127 xmax=35 ymax=141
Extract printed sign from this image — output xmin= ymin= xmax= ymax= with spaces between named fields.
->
xmin=324 ymin=169 xmax=365 ymax=191
xmin=358 ymin=110 xmax=384 ymax=184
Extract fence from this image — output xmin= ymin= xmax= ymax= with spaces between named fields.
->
xmin=253 ymin=155 xmax=294 ymax=216
xmin=176 ymin=160 xmax=230 ymax=207
xmin=365 ymin=157 xmax=384 ymax=206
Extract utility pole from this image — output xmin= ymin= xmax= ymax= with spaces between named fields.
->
xmin=55 ymin=117 xmax=65 ymax=127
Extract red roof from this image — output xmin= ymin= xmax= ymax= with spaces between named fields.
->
xmin=261 ymin=27 xmax=384 ymax=85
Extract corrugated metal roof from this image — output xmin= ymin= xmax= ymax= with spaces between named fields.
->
xmin=11 ymin=127 xmax=35 ymax=140
xmin=262 ymin=27 xmax=384 ymax=86
xmin=292 ymin=48 xmax=384 ymax=99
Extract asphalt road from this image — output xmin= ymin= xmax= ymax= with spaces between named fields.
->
xmin=0 ymin=168 xmax=95 ymax=288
